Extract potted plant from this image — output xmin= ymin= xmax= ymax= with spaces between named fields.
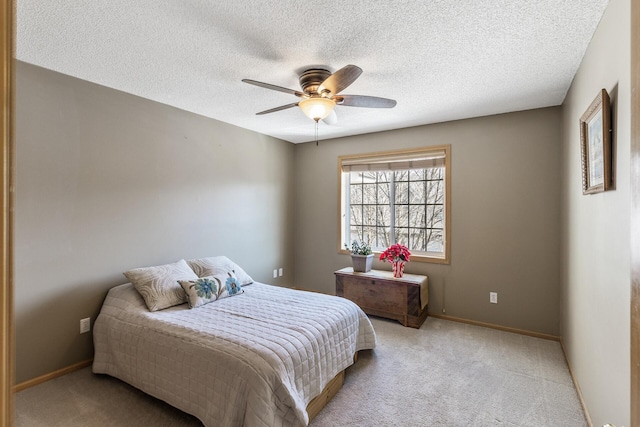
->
xmin=380 ymin=243 xmax=411 ymax=278
xmin=345 ymin=241 xmax=374 ymax=272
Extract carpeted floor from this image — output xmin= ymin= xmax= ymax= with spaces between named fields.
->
xmin=15 ymin=317 xmax=587 ymax=426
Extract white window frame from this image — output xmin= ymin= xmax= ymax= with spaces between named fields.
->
xmin=338 ymin=145 xmax=451 ymax=264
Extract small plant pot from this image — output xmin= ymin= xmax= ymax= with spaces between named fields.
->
xmin=351 ymin=254 xmax=374 ymax=272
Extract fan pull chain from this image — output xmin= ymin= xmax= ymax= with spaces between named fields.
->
xmin=315 ymin=119 xmax=319 ymax=146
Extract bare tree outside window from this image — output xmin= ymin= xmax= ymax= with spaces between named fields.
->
xmin=348 ymin=167 xmax=444 ymax=254
xmin=340 ymin=146 xmax=450 ymax=262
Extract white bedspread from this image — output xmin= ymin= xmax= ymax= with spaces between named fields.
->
xmin=92 ymin=282 xmax=376 ymax=427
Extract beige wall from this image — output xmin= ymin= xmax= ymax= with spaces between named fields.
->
xmin=560 ymin=0 xmax=630 ymax=425
xmin=14 ymin=61 xmax=295 ymax=383
xmin=293 ymin=107 xmax=562 ymax=336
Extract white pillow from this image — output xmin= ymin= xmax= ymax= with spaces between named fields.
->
xmin=124 ymin=259 xmax=198 ymax=312
xmin=186 ymin=256 xmax=254 ymax=286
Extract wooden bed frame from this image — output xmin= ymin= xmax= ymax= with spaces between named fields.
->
xmin=306 ymin=351 xmax=360 ymax=423
xmin=306 ymin=370 xmax=345 ymax=422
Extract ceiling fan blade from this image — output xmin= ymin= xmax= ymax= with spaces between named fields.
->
xmin=322 ymin=110 xmax=337 ymax=125
xmin=317 ymin=65 xmax=362 ymax=95
xmin=242 ymin=79 xmax=305 ymax=98
xmin=256 ymin=102 xmax=299 ymax=115
xmin=335 ymin=94 xmax=397 ymax=108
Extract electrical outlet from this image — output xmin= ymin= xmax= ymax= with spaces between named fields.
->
xmin=278 ymin=267 xmax=283 ymax=277
xmin=80 ymin=317 xmax=91 ymax=334
xmin=490 ymin=292 xmax=498 ymax=304
xmin=273 ymin=269 xmax=278 ymax=278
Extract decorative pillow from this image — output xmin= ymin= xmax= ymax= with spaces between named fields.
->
xmin=123 ymin=259 xmax=198 ymax=312
xmin=186 ymin=256 xmax=254 ymax=286
xmin=179 ymin=271 xmax=244 ymax=309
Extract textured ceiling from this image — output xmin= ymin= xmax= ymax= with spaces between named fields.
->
xmin=17 ymin=1 xmax=609 ymax=144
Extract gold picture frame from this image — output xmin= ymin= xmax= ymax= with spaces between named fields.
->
xmin=580 ymin=88 xmax=612 ymax=194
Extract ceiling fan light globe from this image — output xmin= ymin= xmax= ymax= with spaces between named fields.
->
xmin=298 ymin=98 xmax=336 ymax=121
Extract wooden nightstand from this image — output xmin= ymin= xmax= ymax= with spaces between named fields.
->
xmin=334 ymin=267 xmax=428 ymax=328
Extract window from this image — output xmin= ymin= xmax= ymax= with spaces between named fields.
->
xmin=339 ymin=146 xmax=450 ymax=263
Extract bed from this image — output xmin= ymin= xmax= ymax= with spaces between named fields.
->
xmin=92 ymin=258 xmax=376 ymax=427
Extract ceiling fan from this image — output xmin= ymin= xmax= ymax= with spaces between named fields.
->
xmin=242 ymin=64 xmax=397 ymax=125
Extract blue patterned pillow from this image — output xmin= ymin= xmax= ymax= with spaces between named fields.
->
xmin=179 ymin=271 xmax=243 ymax=309
xmin=223 ymin=273 xmax=243 ymax=297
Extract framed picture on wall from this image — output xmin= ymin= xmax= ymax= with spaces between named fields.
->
xmin=579 ymin=88 xmax=612 ymax=195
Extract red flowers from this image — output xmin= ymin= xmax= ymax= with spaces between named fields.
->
xmin=379 ymin=243 xmax=411 ymax=263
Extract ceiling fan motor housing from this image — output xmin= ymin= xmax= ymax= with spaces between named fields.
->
xmin=299 ymin=68 xmax=332 ymax=95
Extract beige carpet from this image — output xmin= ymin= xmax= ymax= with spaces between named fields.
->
xmin=15 ymin=317 xmax=587 ymax=426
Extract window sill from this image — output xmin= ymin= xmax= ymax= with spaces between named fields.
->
xmin=339 ymin=249 xmax=449 ymax=265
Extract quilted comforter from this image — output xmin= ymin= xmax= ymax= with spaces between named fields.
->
xmin=92 ymin=282 xmax=376 ymax=427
